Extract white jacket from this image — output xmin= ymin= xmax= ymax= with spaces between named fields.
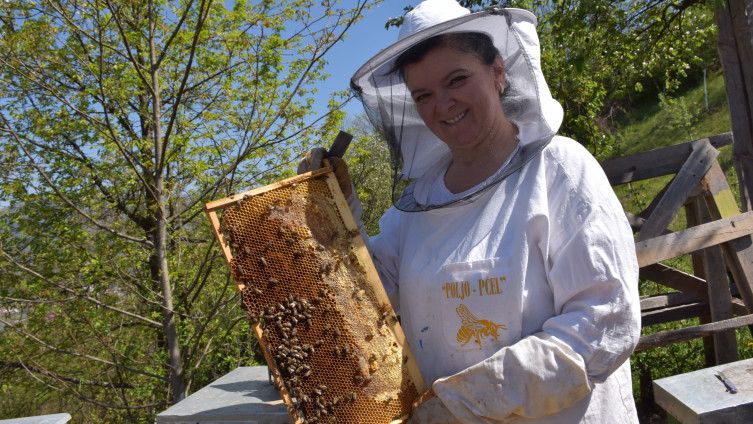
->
xmin=360 ymin=136 xmax=641 ymax=423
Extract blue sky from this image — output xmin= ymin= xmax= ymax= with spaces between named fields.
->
xmin=316 ymin=1 xmax=408 ymax=118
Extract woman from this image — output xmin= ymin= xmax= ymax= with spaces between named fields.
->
xmin=300 ymin=0 xmax=640 ymax=422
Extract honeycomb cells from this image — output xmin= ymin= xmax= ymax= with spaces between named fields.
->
xmin=220 ymin=176 xmax=419 ymax=424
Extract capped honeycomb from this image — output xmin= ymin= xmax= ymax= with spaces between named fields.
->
xmin=205 ymin=166 xmax=426 ymax=424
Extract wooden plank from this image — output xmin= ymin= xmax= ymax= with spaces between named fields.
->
xmin=703 ymin=160 xmax=743 ymax=219
xmin=640 ymin=263 xmax=710 ymax=300
xmin=715 ymin=0 xmax=753 ymax=212
xmin=702 ymin=161 xmax=753 ymax=313
xmin=639 ymin=264 xmax=751 ymax=316
xmin=703 ymin=240 xmax=739 ymax=364
xmin=640 ymin=291 xmax=702 ymax=312
xmin=687 ymin=198 xmax=738 ymax=365
xmin=203 ymin=166 xmax=332 ymax=212
xmin=636 ymin=314 xmax=753 ymax=352
xmin=635 ymin=211 xmax=753 ymax=267
xmin=636 ymin=139 xmax=719 ymax=242
xmin=641 ymin=302 xmax=709 ymax=327
xmin=600 ymin=133 xmax=733 ymax=185
xmin=696 ymin=194 xmax=738 ymax=363
xmin=206 ymin=211 xmax=245 ymax=293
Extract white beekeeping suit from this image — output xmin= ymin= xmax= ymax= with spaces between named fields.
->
xmin=347 ymin=0 xmax=641 ymax=422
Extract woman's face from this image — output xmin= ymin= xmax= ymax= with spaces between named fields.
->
xmin=403 ymin=45 xmax=507 ymax=155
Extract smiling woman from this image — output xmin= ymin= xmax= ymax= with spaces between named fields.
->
xmin=301 ymin=0 xmax=642 ymax=422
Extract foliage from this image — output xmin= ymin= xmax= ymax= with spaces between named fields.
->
xmin=0 ymin=0 xmax=380 ymax=421
xmin=343 ymin=114 xmax=394 ymax=236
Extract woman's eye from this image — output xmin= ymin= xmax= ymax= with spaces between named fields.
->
xmin=449 ymin=75 xmax=467 ymax=86
xmin=413 ymin=93 xmax=430 ymax=103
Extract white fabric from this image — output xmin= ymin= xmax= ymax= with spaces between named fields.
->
xmin=365 ymin=136 xmax=640 ymax=423
xmin=398 ymin=0 xmax=470 ymax=41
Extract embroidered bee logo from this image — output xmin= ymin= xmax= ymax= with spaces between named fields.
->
xmin=456 ymin=304 xmax=507 ymax=347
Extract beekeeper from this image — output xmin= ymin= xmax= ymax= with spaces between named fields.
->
xmin=299 ymin=0 xmax=641 ymax=422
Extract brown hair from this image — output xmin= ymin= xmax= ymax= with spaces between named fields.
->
xmin=393 ymin=32 xmax=500 ymax=78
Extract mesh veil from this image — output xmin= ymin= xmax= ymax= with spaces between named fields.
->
xmin=350 ymin=7 xmax=563 ymax=212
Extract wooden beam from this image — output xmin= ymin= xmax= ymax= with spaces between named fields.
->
xmin=600 ymin=133 xmax=733 ymax=185
xmin=639 ymin=264 xmax=709 ymax=300
xmin=641 ymin=302 xmax=709 ymax=327
xmin=636 ymin=314 xmax=753 ymax=352
xmin=636 ymin=211 xmax=753 ymax=267
xmin=715 ymin=1 xmax=753 ymax=212
xmin=702 ymin=161 xmax=753 ymax=313
xmin=687 ymin=197 xmax=738 ymax=364
xmin=640 ymin=291 xmax=703 ymax=312
xmin=636 ymin=139 xmax=719 ymax=242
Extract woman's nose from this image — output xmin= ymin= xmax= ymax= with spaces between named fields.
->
xmin=436 ymin=89 xmax=455 ymax=111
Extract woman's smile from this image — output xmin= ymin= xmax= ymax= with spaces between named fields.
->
xmin=444 ymin=111 xmax=466 ymax=125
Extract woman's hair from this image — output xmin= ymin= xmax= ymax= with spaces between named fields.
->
xmin=393 ymin=32 xmax=500 ymax=78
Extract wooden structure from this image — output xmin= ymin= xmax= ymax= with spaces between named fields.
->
xmin=600 ymin=131 xmax=753 ymax=364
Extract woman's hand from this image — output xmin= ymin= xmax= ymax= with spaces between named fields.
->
xmin=406 ymin=387 xmax=457 ymax=424
xmin=297 ymin=147 xmax=353 ymax=198
xmin=297 ymin=147 xmax=328 ymax=174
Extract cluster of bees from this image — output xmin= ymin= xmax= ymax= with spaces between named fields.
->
xmin=241 ymin=286 xmax=360 ymax=424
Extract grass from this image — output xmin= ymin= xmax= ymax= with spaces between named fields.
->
xmin=604 ymin=69 xmax=753 ymax=422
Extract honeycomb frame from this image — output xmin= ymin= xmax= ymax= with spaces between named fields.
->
xmin=205 ymin=165 xmax=426 ymax=424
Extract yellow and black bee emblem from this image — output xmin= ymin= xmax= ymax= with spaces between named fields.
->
xmin=456 ymin=304 xmax=507 ymax=347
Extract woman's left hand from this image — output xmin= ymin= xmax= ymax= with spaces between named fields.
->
xmin=296 ymin=147 xmax=352 ymax=197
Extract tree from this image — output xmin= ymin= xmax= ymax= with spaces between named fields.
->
xmin=343 ymin=114 xmax=394 ymax=236
xmin=0 ymin=0 xmax=379 ymax=421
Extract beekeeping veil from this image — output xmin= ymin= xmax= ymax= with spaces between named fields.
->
xmin=350 ymin=0 xmax=563 ymax=212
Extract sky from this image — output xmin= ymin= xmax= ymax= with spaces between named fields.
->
xmin=315 ymin=1 xmax=408 ymax=119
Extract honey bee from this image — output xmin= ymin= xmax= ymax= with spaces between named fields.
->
xmin=455 ymin=304 xmax=507 ymax=347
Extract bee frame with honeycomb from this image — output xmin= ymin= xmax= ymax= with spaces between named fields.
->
xmin=205 ymin=164 xmax=426 ymax=424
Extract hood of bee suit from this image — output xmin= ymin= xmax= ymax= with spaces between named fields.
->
xmin=350 ymin=0 xmax=563 ymax=211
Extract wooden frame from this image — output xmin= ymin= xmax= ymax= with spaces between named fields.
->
xmin=600 ymin=132 xmax=753 ymax=362
xmin=205 ymin=164 xmax=426 ymax=424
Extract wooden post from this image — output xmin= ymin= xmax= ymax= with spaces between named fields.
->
xmin=688 ymin=197 xmax=738 ymax=364
xmin=716 ymin=0 xmax=753 ymax=212
xmin=702 ymin=161 xmax=753 ymax=313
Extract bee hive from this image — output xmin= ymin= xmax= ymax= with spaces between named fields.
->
xmin=204 ymin=166 xmax=426 ymax=424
